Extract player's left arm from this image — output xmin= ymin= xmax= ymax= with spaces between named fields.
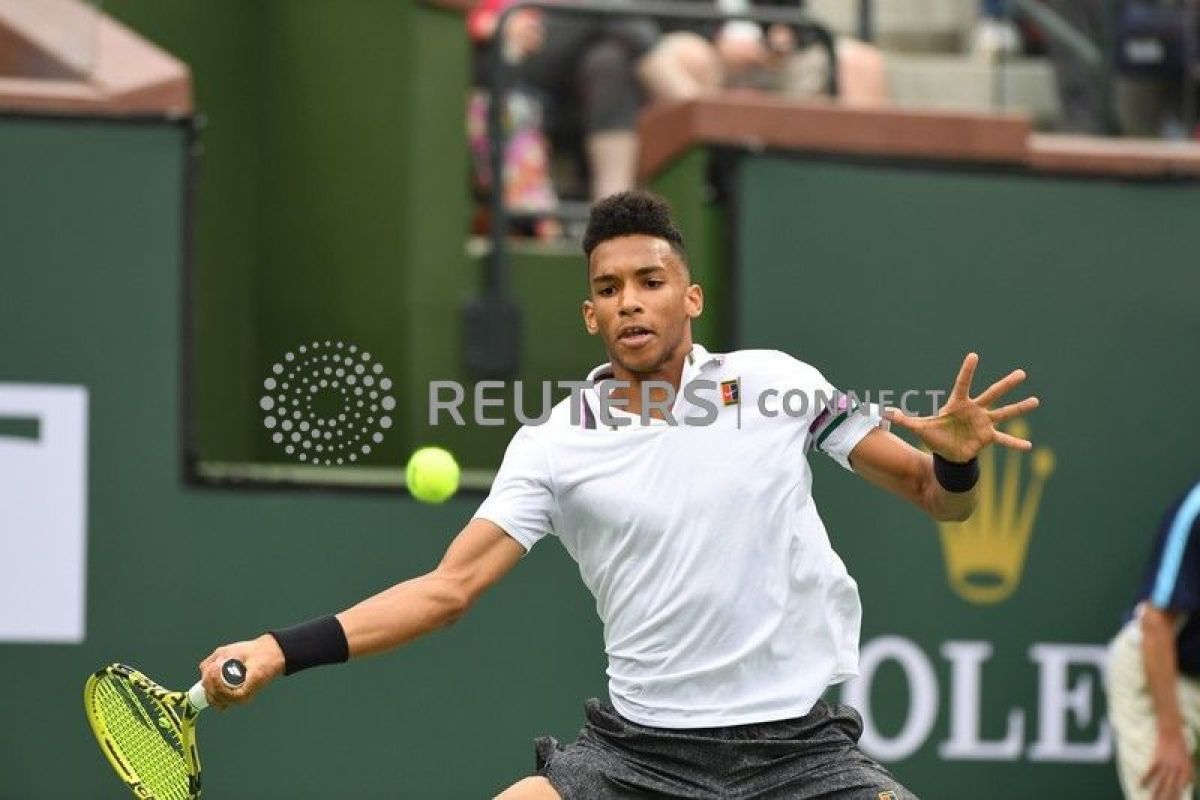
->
xmin=849 ymin=428 xmax=980 ymax=521
xmin=848 ymin=352 xmax=1039 ymax=522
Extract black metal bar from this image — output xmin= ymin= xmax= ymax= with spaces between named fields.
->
xmin=858 ymin=0 xmax=873 ymax=43
xmin=1010 ymin=0 xmax=1102 ymax=68
xmin=1008 ymin=0 xmax=1120 ymax=133
xmin=1097 ymin=0 xmax=1119 ymax=135
xmin=180 ymin=116 xmax=205 ymax=484
xmin=1181 ymin=0 xmax=1198 ymax=135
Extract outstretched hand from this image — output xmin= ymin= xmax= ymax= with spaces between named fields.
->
xmin=885 ymin=352 xmax=1039 ymax=464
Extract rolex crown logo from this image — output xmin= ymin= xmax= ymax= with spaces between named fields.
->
xmin=936 ymin=420 xmax=1054 ymax=605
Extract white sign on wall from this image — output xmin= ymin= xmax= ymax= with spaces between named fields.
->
xmin=0 ymin=383 xmax=88 ymax=643
xmin=841 ymin=635 xmax=1112 ymax=765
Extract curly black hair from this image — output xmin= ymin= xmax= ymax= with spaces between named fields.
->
xmin=582 ymin=190 xmax=687 ymax=262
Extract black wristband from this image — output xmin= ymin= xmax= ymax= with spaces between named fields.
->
xmin=932 ymin=453 xmax=980 ymax=493
xmin=268 ymin=615 xmax=349 ymax=676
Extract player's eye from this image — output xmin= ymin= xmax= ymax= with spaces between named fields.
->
xmin=598 ymin=286 xmax=616 ymax=297
xmin=646 ymin=279 xmax=664 ymax=288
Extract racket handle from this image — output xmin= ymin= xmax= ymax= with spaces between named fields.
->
xmin=186 ymin=658 xmax=247 ymax=712
xmin=220 ymin=659 xmax=248 ymax=688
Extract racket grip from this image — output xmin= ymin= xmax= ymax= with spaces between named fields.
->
xmin=186 ymin=658 xmax=247 ymax=711
xmin=220 ymin=659 xmax=248 ymax=688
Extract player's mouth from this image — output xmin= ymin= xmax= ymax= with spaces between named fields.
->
xmin=616 ymin=325 xmax=654 ymax=348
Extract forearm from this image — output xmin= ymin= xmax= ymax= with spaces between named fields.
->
xmin=1142 ymin=614 xmax=1186 ymax=734
xmin=849 ymin=430 xmax=977 ymax=522
xmin=336 ymin=570 xmax=469 ymax=659
xmin=200 ymin=521 xmax=518 ymax=706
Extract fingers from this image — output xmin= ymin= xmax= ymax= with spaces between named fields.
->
xmin=975 ymin=368 xmax=1027 ymax=407
xmin=988 ymin=396 xmax=1039 ymax=423
xmin=949 ymin=352 xmax=979 ymax=401
xmin=1147 ymin=765 xmax=1181 ymax=800
xmin=883 ymin=407 xmax=925 ymax=432
xmin=199 ymin=647 xmax=252 ymax=711
xmin=1166 ymin=766 xmax=1190 ymax=800
xmin=993 ymin=430 xmax=1032 ymax=451
xmin=196 ymin=636 xmax=286 ymax=712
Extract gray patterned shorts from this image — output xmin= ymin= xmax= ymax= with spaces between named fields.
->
xmin=534 ymin=698 xmax=918 ymax=799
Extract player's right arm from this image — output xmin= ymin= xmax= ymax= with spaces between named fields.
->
xmin=1138 ymin=604 xmax=1194 ymax=799
xmin=198 ymin=519 xmax=524 ymax=708
xmin=338 ymin=518 xmax=524 ymax=657
xmin=203 ymin=425 xmax=553 ymax=708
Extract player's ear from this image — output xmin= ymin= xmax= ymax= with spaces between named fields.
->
xmin=582 ymin=300 xmax=599 ymax=335
xmin=684 ymin=283 xmax=703 ymax=320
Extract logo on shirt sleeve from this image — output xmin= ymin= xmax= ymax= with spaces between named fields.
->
xmin=720 ymin=379 xmax=740 ymax=407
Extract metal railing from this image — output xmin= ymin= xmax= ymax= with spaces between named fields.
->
xmin=852 ymin=0 xmax=1119 ymax=133
xmin=1008 ymin=0 xmax=1117 ymax=133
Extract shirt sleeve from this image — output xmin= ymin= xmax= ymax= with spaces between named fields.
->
xmin=1145 ymin=484 xmax=1200 ymax=612
xmin=473 ymin=426 xmax=557 ymax=553
xmin=799 ymin=363 xmax=890 ymax=473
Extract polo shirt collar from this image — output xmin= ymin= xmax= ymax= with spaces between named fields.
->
xmin=580 ymin=343 xmax=722 ymax=428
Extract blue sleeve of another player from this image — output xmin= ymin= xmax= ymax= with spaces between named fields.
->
xmin=1149 ymin=482 xmax=1200 ymax=610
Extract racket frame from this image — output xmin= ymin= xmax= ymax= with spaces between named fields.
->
xmin=84 ymin=663 xmax=204 ymax=799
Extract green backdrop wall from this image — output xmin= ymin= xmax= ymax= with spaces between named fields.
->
xmin=734 ymin=154 xmax=1200 ymax=798
xmin=0 ymin=113 xmax=603 ymax=798
xmin=3 ymin=2 xmax=1199 ymax=798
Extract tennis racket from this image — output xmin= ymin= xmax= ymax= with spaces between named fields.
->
xmin=84 ymin=659 xmax=246 ymax=800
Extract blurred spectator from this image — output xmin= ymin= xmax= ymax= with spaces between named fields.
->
xmin=1107 ymin=480 xmax=1200 ymax=800
xmin=467 ymin=1 xmax=714 ymax=204
xmin=1112 ymin=0 xmax=1200 ymax=139
xmin=658 ymin=0 xmax=889 ymax=107
xmin=466 ymin=85 xmax=562 ymax=238
xmin=971 ymin=0 xmax=1023 ymax=61
xmin=1022 ymin=0 xmax=1199 ymax=138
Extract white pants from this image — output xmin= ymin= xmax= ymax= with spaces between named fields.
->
xmin=1107 ymin=619 xmax=1200 ymax=800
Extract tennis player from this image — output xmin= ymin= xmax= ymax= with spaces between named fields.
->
xmin=199 ymin=190 xmax=1039 ymax=798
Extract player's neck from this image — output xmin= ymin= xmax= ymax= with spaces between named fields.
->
xmin=606 ymin=340 xmax=691 ymax=419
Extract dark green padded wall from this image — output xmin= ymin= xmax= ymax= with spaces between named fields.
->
xmin=735 ymin=154 xmax=1200 ymax=798
xmin=0 ymin=114 xmax=606 ymax=799
xmin=104 ymin=0 xmax=265 ymax=463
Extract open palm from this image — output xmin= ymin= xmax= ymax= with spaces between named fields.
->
xmin=886 ymin=353 xmax=1039 ymax=463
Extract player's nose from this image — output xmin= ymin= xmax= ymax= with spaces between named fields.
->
xmin=618 ymin=291 xmax=644 ymax=314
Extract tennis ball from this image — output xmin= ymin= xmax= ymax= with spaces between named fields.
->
xmin=405 ymin=447 xmax=460 ymax=503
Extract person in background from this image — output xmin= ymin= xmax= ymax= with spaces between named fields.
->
xmin=653 ymin=0 xmax=889 ymax=107
xmin=468 ymin=1 xmax=715 ymax=202
xmin=1109 ymin=0 xmax=1200 ymax=139
xmin=971 ymin=0 xmax=1023 ymax=61
xmin=1108 ymin=480 xmax=1200 ymax=800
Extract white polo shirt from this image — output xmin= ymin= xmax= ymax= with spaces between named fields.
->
xmin=473 ymin=344 xmax=886 ymax=728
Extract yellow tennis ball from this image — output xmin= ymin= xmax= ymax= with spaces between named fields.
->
xmin=405 ymin=447 xmax=460 ymax=503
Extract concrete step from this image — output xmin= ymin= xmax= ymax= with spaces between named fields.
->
xmin=884 ymin=52 xmax=1062 ymax=125
xmin=805 ymin=0 xmax=977 ymax=53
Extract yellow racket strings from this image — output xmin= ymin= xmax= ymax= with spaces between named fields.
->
xmin=91 ymin=674 xmax=192 ymax=800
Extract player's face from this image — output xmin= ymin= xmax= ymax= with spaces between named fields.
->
xmin=583 ymin=235 xmax=702 ymax=375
